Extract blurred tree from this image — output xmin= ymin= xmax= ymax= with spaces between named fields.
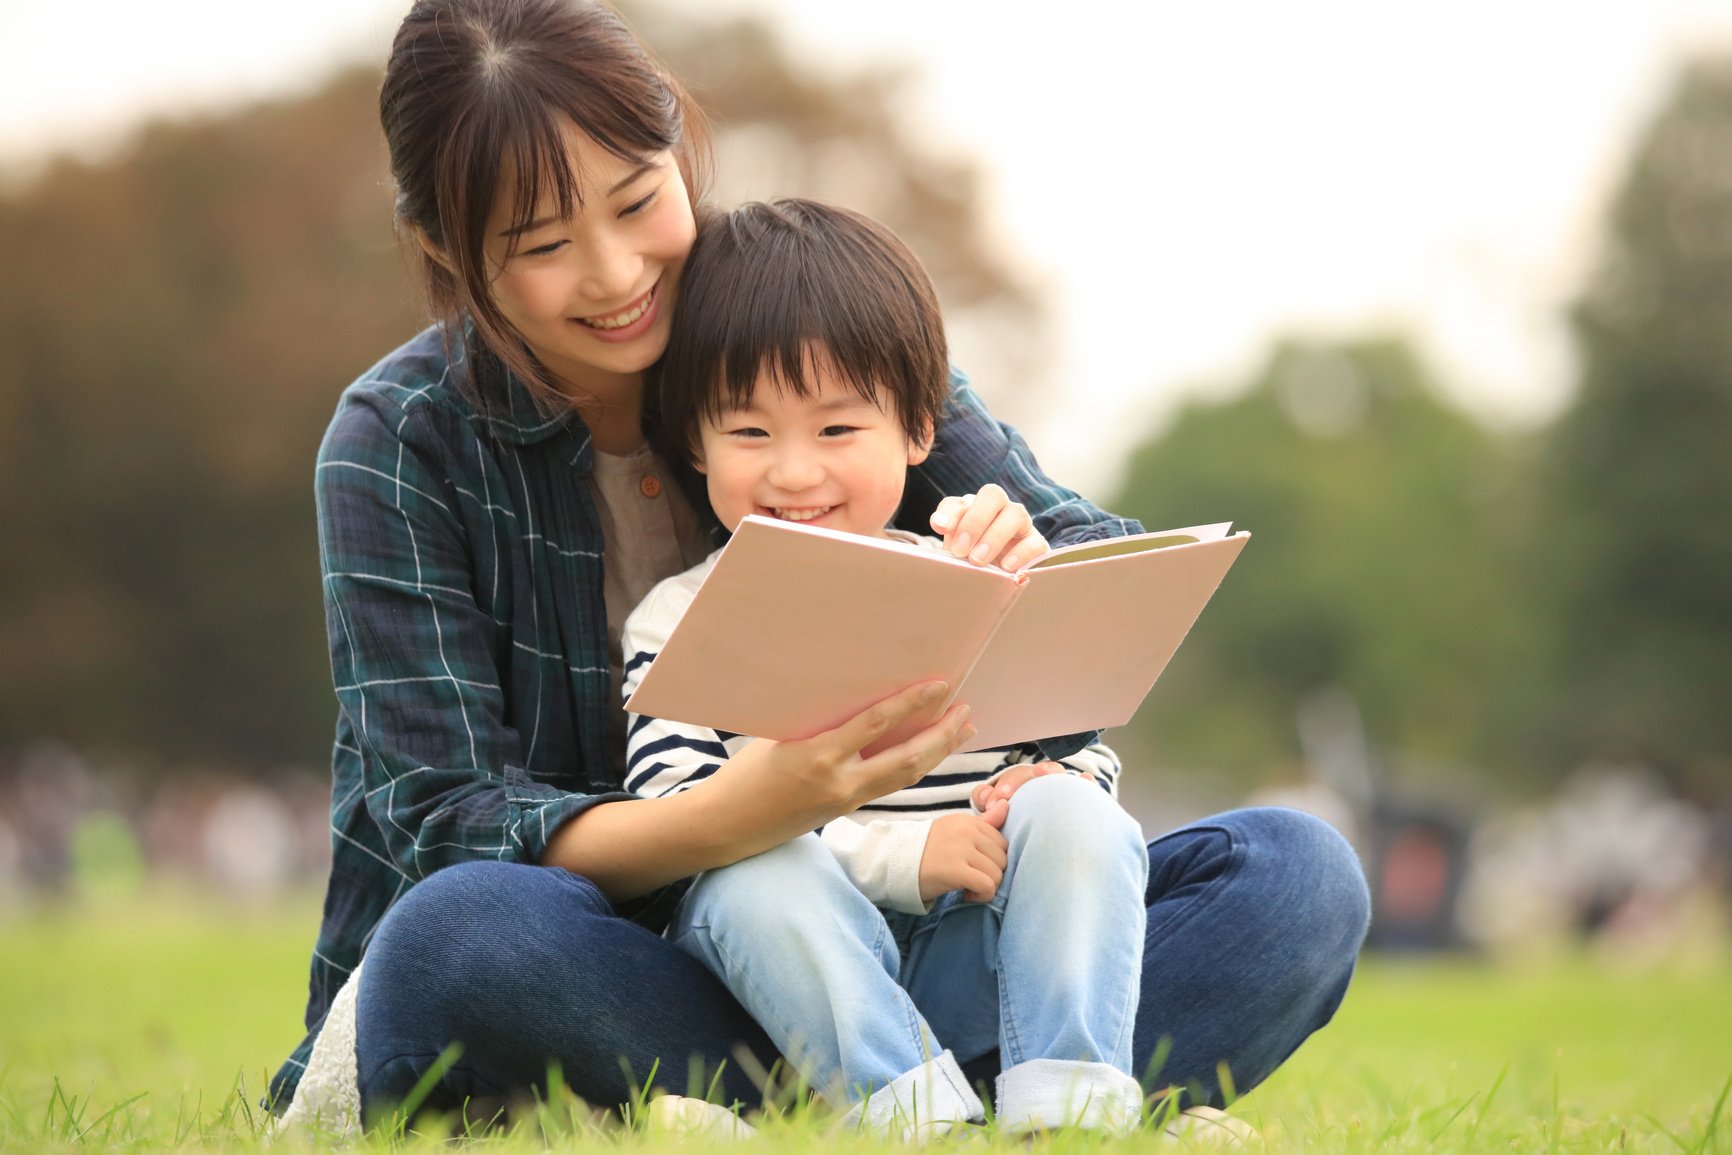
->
xmin=1539 ymin=57 xmax=1732 ymax=784
xmin=626 ymin=3 xmax=1050 ymax=420
xmin=0 ymin=3 xmax=1046 ymax=772
xmin=0 ymin=68 xmax=417 ymax=770
xmin=1109 ymin=338 xmax=1542 ymax=788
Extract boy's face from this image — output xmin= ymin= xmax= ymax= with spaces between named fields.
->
xmin=695 ymin=350 xmax=932 ymax=539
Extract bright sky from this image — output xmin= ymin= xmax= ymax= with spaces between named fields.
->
xmin=8 ymin=0 xmax=1732 ymax=494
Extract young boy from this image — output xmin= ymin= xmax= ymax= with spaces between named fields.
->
xmin=622 ymin=199 xmax=1149 ymax=1139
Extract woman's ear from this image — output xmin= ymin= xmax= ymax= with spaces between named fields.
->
xmin=411 ymin=225 xmax=457 ymax=274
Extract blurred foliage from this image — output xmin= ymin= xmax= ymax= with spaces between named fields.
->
xmin=1536 ymin=57 xmax=1732 ymax=789
xmin=1111 ymin=338 xmax=1544 ymax=785
xmin=0 ymin=69 xmax=417 ymax=770
xmin=1113 ymin=57 xmax=1732 ymax=792
xmin=0 ymin=2 xmax=1045 ymax=772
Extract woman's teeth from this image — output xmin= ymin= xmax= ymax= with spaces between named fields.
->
xmin=579 ymin=287 xmax=654 ymax=330
xmin=773 ymin=507 xmax=833 ymax=522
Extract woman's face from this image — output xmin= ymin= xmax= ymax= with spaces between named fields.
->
xmin=482 ymin=118 xmax=697 ymax=401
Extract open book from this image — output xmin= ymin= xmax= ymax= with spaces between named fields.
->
xmin=625 ymin=515 xmax=1250 ymax=755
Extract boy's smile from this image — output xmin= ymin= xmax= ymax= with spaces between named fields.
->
xmin=695 ymin=349 xmax=932 ymax=540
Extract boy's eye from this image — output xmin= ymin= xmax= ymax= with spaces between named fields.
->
xmin=727 ymin=426 xmax=768 ymax=439
xmin=820 ymin=425 xmax=859 ymax=437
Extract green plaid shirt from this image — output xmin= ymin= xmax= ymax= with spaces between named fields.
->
xmin=270 ymin=324 xmax=1142 ymax=1106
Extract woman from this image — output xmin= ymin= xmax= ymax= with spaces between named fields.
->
xmin=270 ymin=0 xmax=1370 ymax=1132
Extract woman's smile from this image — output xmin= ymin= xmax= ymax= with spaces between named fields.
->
xmin=575 ymin=279 xmax=662 ymax=341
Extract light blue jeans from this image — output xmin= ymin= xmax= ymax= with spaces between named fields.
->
xmin=667 ymin=774 xmax=1150 ymax=1132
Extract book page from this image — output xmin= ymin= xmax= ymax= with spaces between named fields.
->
xmin=956 ymin=532 xmax=1249 ymax=750
xmin=1028 ymin=522 xmax=1234 ymax=569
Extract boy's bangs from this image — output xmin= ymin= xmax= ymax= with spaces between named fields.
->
xmin=704 ymin=252 xmax=898 ymax=421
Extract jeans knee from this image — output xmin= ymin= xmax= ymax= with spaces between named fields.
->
xmin=1230 ymin=807 xmax=1371 ymax=962
xmin=1005 ymin=774 xmax=1147 ymax=878
xmin=397 ymin=860 xmax=613 ymax=937
xmin=683 ymin=834 xmax=859 ymax=933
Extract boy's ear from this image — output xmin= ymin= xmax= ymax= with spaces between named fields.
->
xmin=411 ymin=226 xmax=457 ymax=274
xmin=906 ymin=419 xmax=935 ymax=467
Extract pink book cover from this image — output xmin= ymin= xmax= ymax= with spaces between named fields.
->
xmin=625 ymin=517 xmax=1020 ymax=756
xmin=624 ymin=516 xmax=1249 ymax=756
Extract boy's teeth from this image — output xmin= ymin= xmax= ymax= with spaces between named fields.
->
xmin=775 ymin=507 xmax=832 ymax=522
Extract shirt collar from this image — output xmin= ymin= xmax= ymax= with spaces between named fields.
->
xmin=455 ymin=324 xmax=595 ymax=469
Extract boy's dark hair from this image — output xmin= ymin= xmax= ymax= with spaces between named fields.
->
xmin=650 ymin=198 xmax=949 ymax=464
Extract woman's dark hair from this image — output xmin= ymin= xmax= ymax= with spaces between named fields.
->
xmin=380 ymin=0 xmax=711 ymax=412
xmin=651 ymin=198 xmax=950 ymax=465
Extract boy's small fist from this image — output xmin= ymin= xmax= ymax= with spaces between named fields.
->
xmin=918 ymin=812 xmax=1008 ymax=903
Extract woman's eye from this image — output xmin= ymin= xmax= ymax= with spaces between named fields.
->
xmin=522 ymin=240 xmax=565 ymax=257
xmin=621 ymin=191 xmax=658 ymax=217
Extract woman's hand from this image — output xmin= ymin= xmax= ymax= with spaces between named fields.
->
xmin=969 ymin=761 xmax=1093 ymax=812
xmin=545 ymin=680 xmax=977 ymax=900
xmin=918 ymin=812 xmax=1009 ymax=903
xmin=930 ymin=484 xmax=1049 ymax=572
xmin=714 ymin=680 xmax=976 ymax=834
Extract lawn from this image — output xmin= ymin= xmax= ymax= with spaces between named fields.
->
xmin=1 ymin=887 xmax=1727 ymax=1151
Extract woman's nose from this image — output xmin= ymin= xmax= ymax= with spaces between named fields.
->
xmin=578 ymin=228 xmax=643 ymax=303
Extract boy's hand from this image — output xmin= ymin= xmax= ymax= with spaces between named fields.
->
xmin=969 ymin=762 xmax=1094 ymax=812
xmin=930 ymin=485 xmax=1049 ymax=572
xmin=918 ymin=812 xmax=1009 ymax=903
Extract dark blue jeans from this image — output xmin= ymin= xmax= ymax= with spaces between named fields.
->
xmin=354 ymin=807 xmax=1370 ymax=1119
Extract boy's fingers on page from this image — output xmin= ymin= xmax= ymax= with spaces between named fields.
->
xmin=1000 ymin=530 xmax=1049 ymax=573
xmin=929 ymin=494 xmax=970 ymax=533
xmin=947 ymin=485 xmax=1006 ymax=557
xmin=968 ymin=508 xmax=1033 ymax=568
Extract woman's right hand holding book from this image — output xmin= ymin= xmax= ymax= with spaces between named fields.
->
xmin=544 ymin=680 xmax=976 ymax=898
xmin=712 ymin=680 xmax=978 ymax=843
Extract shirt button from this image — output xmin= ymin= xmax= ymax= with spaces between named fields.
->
xmin=640 ymin=474 xmax=662 ymax=498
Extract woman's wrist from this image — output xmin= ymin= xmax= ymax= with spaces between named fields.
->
xmin=539 ymin=781 xmax=813 ymax=901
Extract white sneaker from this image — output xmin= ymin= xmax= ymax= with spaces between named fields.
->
xmin=643 ymin=1094 xmax=759 ymax=1140
xmin=1162 ymin=1105 xmax=1259 ymax=1144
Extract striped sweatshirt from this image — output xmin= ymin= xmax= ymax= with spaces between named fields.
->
xmin=621 ymin=530 xmax=1121 ymax=914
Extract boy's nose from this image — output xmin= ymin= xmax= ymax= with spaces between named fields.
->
xmin=767 ymin=451 xmax=824 ymax=492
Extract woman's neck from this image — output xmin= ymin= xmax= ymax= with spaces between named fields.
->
xmin=584 ymin=404 xmax=647 ymax=455
xmin=554 ymin=368 xmax=645 ymax=455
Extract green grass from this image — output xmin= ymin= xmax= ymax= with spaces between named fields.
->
xmin=1 ymin=887 xmax=1729 ymax=1151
